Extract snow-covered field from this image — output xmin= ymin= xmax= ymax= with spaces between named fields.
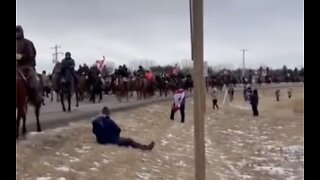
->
xmin=16 ymin=86 xmax=304 ymax=180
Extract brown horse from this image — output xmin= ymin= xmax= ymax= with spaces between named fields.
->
xmin=50 ymin=62 xmax=61 ymax=102
xmin=114 ymin=77 xmax=129 ymax=102
xmin=77 ymin=74 xmax=88 ymax=101
xmin=134 ymin=77 xmax=145 ymax=100
xmin=135 ymin=77 xmax=155 ymax=99
xmin=16 ymin=69 xmax=41 ymax=139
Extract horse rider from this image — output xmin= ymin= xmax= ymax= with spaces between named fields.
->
xmin=82 ymin=63 xmax=90 ymax=75
xmin=16 ymin=25 xmax=42 ymax=105
xmin=122 ymin=64 xmax=129 ymax=77
xmin=59 ymin=52 xmax=77 ymax=85
xmin=137 ymin=65 xmax=145 ymax=77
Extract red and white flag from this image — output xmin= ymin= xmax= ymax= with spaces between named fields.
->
xmin=96 ymin=56 xmax=106 ymax=72
xmin=171 ymin=89 xmax=186 ymax=112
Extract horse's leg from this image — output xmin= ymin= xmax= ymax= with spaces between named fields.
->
xmin=60 ymin=93 xmax=66 ymax=112
xmin=50 ymin=89 xmax=54 ymax=102
xmin=93 ymin=88 xmax=96 ymax=103
xmin=75 ymin=90 xmax=79 ymax=107
xmin=16 ymin=108 xmax=22 ymax=139
xmin=56 ymin=91 xmax=60 ymax=102
xmin=126 ymin=90 xmax=129 ymax=101
xmin=22 ymin=110 xmax=27 ymax=136
xmin=99 ymin=88 xmax=103 ymax=102
xmin=90 ymin=88 xmax=95 ymax=103
xmin=67 ymin=91 xmax=71 ymax=112
xmin=35 ymin=103 xmax=41 ymax=132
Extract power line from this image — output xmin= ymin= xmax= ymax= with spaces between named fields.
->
xmin=51 ymin=45 xmax=63 ymax=64
xmin=241 ymin=49 xmax=248 ymax=78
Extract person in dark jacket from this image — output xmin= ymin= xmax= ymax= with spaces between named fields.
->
xmin=92 ymin=106 xmax=155 ymax=151
xmin=16 ymin=25 xmax=42 ymax=105
xmin=59 ymin=52 xmax=78 ymax=85
xmin=137 ymin=66 xmax=145 ymax=77
xmin=250 ymin=89 xmax=259 ymax=116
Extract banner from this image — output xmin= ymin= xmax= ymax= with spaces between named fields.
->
xmin=96 ymin=56 xmax=106 ymax=72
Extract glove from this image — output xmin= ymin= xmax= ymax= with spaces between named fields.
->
xmin=16 ymin=53 xmax=22 ymax=60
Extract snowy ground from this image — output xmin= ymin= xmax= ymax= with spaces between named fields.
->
xmin=16 ymin=86 xmax=304 ymax=180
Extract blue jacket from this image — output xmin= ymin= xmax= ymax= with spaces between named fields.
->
xmin=92 ymin=115 xmax=121 ymax=144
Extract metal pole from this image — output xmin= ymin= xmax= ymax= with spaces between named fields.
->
xmin=51 ymin=45 xmax=63 ymax=63
xmin=241 ymin=49 xmax=247 ymax=79
xmin=191 ymin=0 xmax=206 ymax=179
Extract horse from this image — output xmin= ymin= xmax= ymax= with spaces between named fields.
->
xmin=77 ymin=73 xmax=88 ymax=101
xmin=155 ymin=75 xmax=169 ymax=97
xmin=134 ymin=77 xmax=151 ymax=99
xmin=16 ymin=68 xmax=42 ymax=139
xmin=114 ymin=76 xmax=129 ymax=102
xmin=86 ymin=67 xmax=103 ymax=103
xmin=50 ymin=63 xmax=61 ymax=102
xmin=57 ymin=68 xmax=77 ymax=112
xmin=184 ymin=77 xmax=193 ymax=93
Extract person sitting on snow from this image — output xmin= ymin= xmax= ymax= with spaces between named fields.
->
xmin=92 ymin=106 xmax=155 ymax=151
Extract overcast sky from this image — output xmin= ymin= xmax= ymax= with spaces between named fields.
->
xmin=16 ymin=0 xmax=303 ymax=72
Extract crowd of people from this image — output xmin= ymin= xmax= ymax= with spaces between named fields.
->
xmin=17 ymin=25 xmax=298 ymax=150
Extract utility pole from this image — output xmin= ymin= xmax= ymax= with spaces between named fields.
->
xmin=241 ymin=49 xmax=248 ymax=79
xmin=190 ymin=0 xmax=206 ymax=179
xmin=51 ymin=45 xmax=63 ymax=64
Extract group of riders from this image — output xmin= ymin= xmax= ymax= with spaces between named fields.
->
xmin=16 ymin=24 xmax=256 ymax=110
xmin=17 ymin=25 xmax=194 ymax=108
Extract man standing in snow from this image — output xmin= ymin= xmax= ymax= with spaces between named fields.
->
xmin=170 ymin=86 xmax=186 ymax=123
xmin=211 ymin=88 xmax=219 ymax=110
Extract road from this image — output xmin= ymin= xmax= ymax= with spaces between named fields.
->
xmin=26 ymin=93 xmax=175 ymax=131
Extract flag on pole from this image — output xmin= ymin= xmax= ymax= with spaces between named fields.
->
xmin=172 ymin=63 xmax=179 ymax=75
xmin=96 ymin=57 xmax=106 ymax=72
xmin=171 ymin=88 xmax=186 ymax=112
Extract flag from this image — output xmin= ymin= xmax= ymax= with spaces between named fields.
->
xmin=171 ymin=89 xmax=186 ymax=113
xmin=96 ymin=59 xmax=105 ymax=72
xmin=172 ymin=63 xmax=179 ymax=75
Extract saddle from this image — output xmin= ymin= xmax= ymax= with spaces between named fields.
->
xmin=16 ymin=66 xmax=34 ymax=86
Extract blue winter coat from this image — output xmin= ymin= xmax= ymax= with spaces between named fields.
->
xmin=92 ymin=115 xmax=121 ymax=144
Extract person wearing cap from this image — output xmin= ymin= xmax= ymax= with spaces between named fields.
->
xmin=92 ymin=106 xmax=155 ymax=151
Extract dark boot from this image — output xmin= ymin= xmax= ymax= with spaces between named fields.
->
xmin=142 ymin=141 xmax=155 ymax=151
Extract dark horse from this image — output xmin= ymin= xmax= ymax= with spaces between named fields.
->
xmin=50 ymin=62 xmax=61 ymax=102
xmin=52 ymin=62 xmax=79 ymax=112
xmin=155 ymin=75 xmax=169 ymax=97
xmin=59 ymin=68 xmax=79 ymax=112
xmin=16 ymin=68 xmax=42 ymax=139
xmin=87 ymin=67 xmax=103 ymax=103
